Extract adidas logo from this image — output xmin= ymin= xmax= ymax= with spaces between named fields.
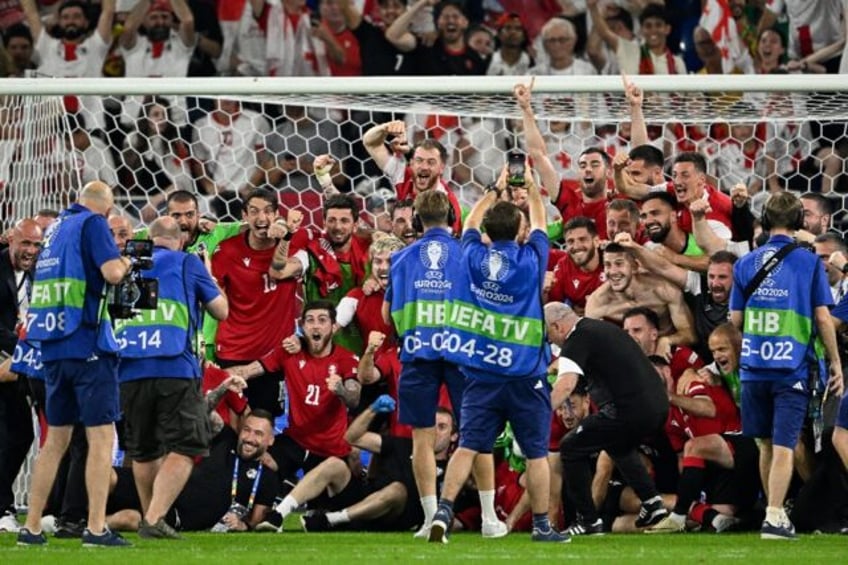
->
xmin=534 ymin=380 xmax=543 ymax=390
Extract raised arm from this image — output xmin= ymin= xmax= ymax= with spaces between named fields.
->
xmin=587 ymin=0 xmax=620 ymax=51
xmin=623 ymin=75 xmax=648 ymax=148
xmin=96 ymin=0 xmax=116 ymax=44
xmin=514 ymin=79 xmax=561 ymax=202
xmin=659 ymin=281 xmax=697 ymax=346
xmin=120 ymin=0 xmax=149 ymax=49
xmin=268 ymin=209 xmax=304 ymax=280
xmin=358 ymin=332 xmax=386 ymax=385
xmin=612 ymin=152 xmax=653 ymax=200
xmin=385 ymin=0 xmax=434 ymax=52
xmin=362 ymin=120 xmax=407 ymax=173
xmin=615 ymin=232 xmax=689 ymax=289
xmin=171 ymin=0 xmax=196 ymax=47
xmin=338 ymin=0 xmax=363 ymax=30
xmin=20 ymin=0 xmax=42 ymax=39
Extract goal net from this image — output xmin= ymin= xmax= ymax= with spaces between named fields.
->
xmin=7 ymin=74 xmax=848 ymax=508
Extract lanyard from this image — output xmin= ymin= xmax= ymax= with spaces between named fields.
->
xmin=231 ymin=456 xmax=263 ymax=512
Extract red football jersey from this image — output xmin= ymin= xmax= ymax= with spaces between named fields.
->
xmin=212 ymin=233 xmax=300 ymax=361
xmin=394 ymin=170 xmax=463 ymax=234
xmin=548 ymin=253 xmax=605 ymax=310
xmin=374 ymin=348 xmax=412 ymax=439
xmin=663 ymin=182 xmax=732 ymax=235
xmin=555 ymin=180 xmax=609 ymax=239
xmin=666 ymin=381 xmax=741 ymax=452
xmin=669 ymin=345 xmax=704 ymax=383
xmin=347 ymin=287 xmax=396 ymax=353
xmin=260 ymin=345 xmax=359 ymax=458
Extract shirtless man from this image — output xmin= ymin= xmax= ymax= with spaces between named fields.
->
xmin=585 ymin=242 xmax=696 ymax=347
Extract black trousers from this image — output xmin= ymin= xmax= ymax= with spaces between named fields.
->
xmin=560 ymin=409 xmax=666 ymax=522
xmin=0 ymin=379 xmax=34 ymax=513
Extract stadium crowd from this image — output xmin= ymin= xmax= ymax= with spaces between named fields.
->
xmin=0 ymin=0 xmax=848 ymax=548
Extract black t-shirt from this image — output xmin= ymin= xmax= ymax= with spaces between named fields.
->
xmin=173 ymin=427 xmax=280 ymax=531
xmin=368 ymin=435 xmax=415 ymax=491
xmin=413 ymin=39 xmax=487 ymax=76
xmin=559 ymin=318 xmax=668 ymax=419
xmin=188 ymin=0 xmax=224 ymax=77
xmin=687 ymin=275 xmax=729 ymax=363
xmin=353 ymin=19 xmax=417 ymax=76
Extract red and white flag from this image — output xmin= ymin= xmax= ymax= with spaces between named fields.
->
xmin=699 ymin=0 xmax=745 ymax=73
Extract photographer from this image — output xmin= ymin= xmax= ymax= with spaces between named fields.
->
xmin=19 ymin=181 xmax=133 ymax=547
xmin=116 ymin=216 xmax=228 ymax=540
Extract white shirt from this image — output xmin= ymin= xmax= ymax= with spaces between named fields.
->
xmin=767 ymin=0 xmax=845 ymax=60
xmin=34 ymin=29 xmax=109 ymax=129
xmin=219 ymin=0 xmax=267 ymax=75
xmin=192 ymin=109 xmax=271 ymax=191
xmin=486 ymin=50 xmax=533 ymax=76
xmin=616 ymin=37 xmax=687 ymax=75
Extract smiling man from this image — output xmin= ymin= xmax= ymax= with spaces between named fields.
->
xmin=546 ymin=217 xmax=604 ymax=315
xmin=212 ymin=188 xmax=302 ymax=416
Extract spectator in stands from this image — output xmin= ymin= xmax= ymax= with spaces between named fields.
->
xmin=693 ymin=26 xmax=753 ymax=74
xmin=467 ymin=23 xmax=494 ymax=60
xmin=120 ymin=0 xmax=196 ymax=127
xmin=588 ymin=0 xmax=686 ymax=75
xmin=585 ymin=2 xmax=634 ymax=74
xmin=217 ymin=0 xmax=266 ymax=75
xmin=186 ymin=0 xmax=223 ymax=77
xmin=760 ymin=0 xmax=844 ymax=73
xmin=585 ymin=242 xmax=697 ymax=347
xmin=754 ymin=27 xmax=787 ymax=74
xmin=337 ymin=0 xmax=417 ymax=75
xmin=530 ymin=17 xmax=595 ymax=76
xmin=3 ymin=23 xmax=34 ymax=76
xmin=259 ymin=0 xmax=341 ymax=76
xmin=318 ymin=0 xmax=361 ymax=76
xmin=386 ymin=0 xmax=487 ymax=76
xmin=22 ymin=0 xmax=115 ymax=130
xmin=485 ymin=12 xmax=533 ymax=76
xmin=63 ymin=113 xmax=118 ymax=191
xmin=192 ymin=98 xmax=272 ymax=220
xmin=120 ymin=96 xmax=194 ymax=221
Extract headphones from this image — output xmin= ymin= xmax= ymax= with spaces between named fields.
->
xmin=760 ymin=198 xmax=804 ymax=233
xmin=412 ymin=200 xmax=457 ymax=234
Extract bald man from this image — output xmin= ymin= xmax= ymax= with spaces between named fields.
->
xmin=108 ymin=215 xmax=135 ymax=252
xmin=116 ymin=215 xmax=227 ymax=540
xmin=0 ymin=218 xmax=42 ymax=533
xmin=19 ymin=181 xmax=133 ymax=547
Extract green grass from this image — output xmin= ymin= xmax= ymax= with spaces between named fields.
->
xmin=2 ymin=528 xmax=846 ymax=564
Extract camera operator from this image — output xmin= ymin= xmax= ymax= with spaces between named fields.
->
xmin=116 ymin=216 xmax=228 ymax=540
xmin=19 ymin=181 xmax=134 ymax=547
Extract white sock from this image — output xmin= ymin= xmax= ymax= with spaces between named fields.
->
xmin=277 ymin=495 xmax=299 ymax=518
xmin=479 ymin=490 xmax=498 ymax=523
xmin=765 ymin=506 xmax=784 ymax=524
xmin=420 ymin=495 xmax=437 ymax=525
xmin=326 ymin=510 xmax=350 ymax=526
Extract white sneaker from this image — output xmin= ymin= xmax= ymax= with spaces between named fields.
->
xmin=40 ymin=515 xmax=57 ymax=535
xmin=481 ymin=519 xmax=509 ymax=538
xmin=0 ymin=512 xmax=20 ymax=533
xmin=413 ymin=522 xmax=431 ymax=539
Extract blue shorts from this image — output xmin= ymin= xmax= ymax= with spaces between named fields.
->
xmin=741 ymin=378 xmax=807 ymax=448
xmin=837 ymin=393 xmax=848 ymax=430
xmin=45 ymin=356 xmax=120 ymax=427
xmin=398 ymin=359 xmax=465 ymax=428
xmin=459 ymin=376 xmax=551 ymax=459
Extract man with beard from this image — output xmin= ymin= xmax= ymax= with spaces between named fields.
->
xmin=227 ymin=301 xmax=361 ymax=531
xmin=514 ymin=81 xmax=611 ymax=239
xmin=275 ymin=193 xmax=371 ymax=353
xmin=640 ymin=192 xmax=708 ymax=272
xmin=485 ymin=12 xmax=533 ymax=76
xmin=622 ymin=306 xmax=703 ymax=384
xmin=618 ymin=233 xmax=736 ymax=362
xmin=546 ymin=217 xmax=604 ymax=315
xmin=606 ymin=198 xmax=643 ymax=243
xmin=169 ymin=410 xmax=280 ymax=531
xmin=339 ymin=0 xmax=418 ymax=76
xmin=0 ymin=219 xmax=41 ymax=533
xmin=22 ymin=0 xmax=114 ymax=130
xmin=385 ymin=0 xmax=486 ymax=76
xmin=390 ymin=199 xmax=417 ymax=244
xmin=585 ymin=243 xmax=697 ymax=349
xmin=212 ymin=188 xmax=304 ymax=416
xmin=800 ymin=193 xmax=834 ymax=238
xmin=363 ymin=122 xmax=462 ymax=234
xmin=120 ymin=0 xmax=195 ymax=126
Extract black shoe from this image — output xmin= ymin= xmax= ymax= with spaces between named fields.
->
xmin=54 ymin=518 xmax=86 ymax=539
xmin=254 ymin=511 xmax=284 ymax=533
xmin=138 ymin=518 xmax=182 ymax=540
xmin=564 ymin=517 xmax=605 ymax=536
xmin=635 ymin=498 xmax=669 ymax=528
xmin=300 ymin=511 xmax=331 ymax=533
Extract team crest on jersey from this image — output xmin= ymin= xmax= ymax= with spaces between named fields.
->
xmin=572 ymin=279 xmax=580 ymax=289
xmin=481 ymin=250 xmax=509 ymax=282
xmin=420 ymin=241 xmax=448 ymax=270
xmin=299 ymin=360 xmax=306 ymax=369
xmin=243 ymin=257 xmax=251 ymax=267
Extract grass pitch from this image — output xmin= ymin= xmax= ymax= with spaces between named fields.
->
xmin=2 ymin=526 xmax=846 ymax=564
